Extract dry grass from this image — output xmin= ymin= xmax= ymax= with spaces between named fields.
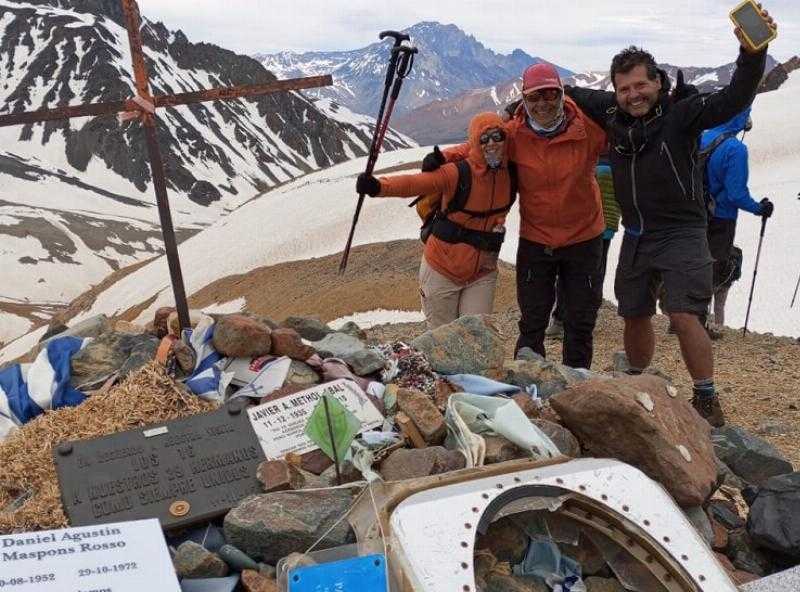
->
xmin=0 ymin=363 xmax=216 ymax=533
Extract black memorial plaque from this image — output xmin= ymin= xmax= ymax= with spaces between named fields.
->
xmin=53 ymin=399 xmax=265 ymax=530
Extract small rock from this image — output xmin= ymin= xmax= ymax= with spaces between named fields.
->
xmin=173 ymin=541 xmax=229 ymax=578
xmin=559 ymin=534 xmax=606 ymax=576
xmin=476 ymin=516 xmax=528 ymax=564
xmin=341 ymin=348 xmax=385 ymax=376
xmin=154 ymin=307 xmax=175 ymax=338
xmin=747 ymin=471 xmax=800 ymax=559
xmin=379 ymin=447 xmax=465 ymax=481
xmin=269 ymin=328 xmax=315 ymax=360
xmin=512 ymin=393 xmax=540 ymax=418
xmin=179 ymin=575 xmax=239 ymax=592
xmin=666 ymin=384 xmax=678 ymax=398
xmin=218 ymin=544 xmax=258 ymax=572
xmin=298 ymin=449 xmax=333 ymax=475
xmin=584 ymin=577 xmax=625 ymax=592
xmin=677 ymin=444 xmax=692 ymax=463
xmin=213 ymin=314 xmax=272 ymax=358
xmin=310 ymin=332 xmax=368 ymax=359
xmin=684 ymin=506 xmax=714 ymax=547
xmin=709 ymin=499 xmax=745 ymax=530
xmin=726 ymin=528 xmax=774 ymax=576
xmin=486 ymin=573 xmax=548 ymax=592
xmin=319 ymin=460 xmax=363 ymax=485
xmin=223 ymin=487 xmax=361 ymax=564
xmin=241 ymin=569 xmax=278 ymax=592
xmin=336 ymin=321 xmax=367 ymax=341
xmin=531 ymin=419 xmax=580 ymax=457
xmin=281 ymin=316 xmax=333 ymax=341
xmin=433 ymin=378 xmax=458 ymax=411
xmin=712 ymin=425 xmax=794 ymax=485
xmin=172 ymin=339 xmax=197 ymax=372
xmin=635 ymin=391 xmax=654 ymax=411
xmin=167 ymin=310 xmax=211 ymax=336
xmin=396 ymin=388 xmax=446 ymax=444
xmin=484 ymin=435 xmax=527 ymax=464
xmin=715 ymin=456 xmax=746 ymax=490
xmin=756 ymin=419 xmax=792 ymax=437
xmin=283 ymin=361 xmax=320 ymax=388
xmin=711 ymin=516 xmax=729 ymax=551
xmin=411 ymin=314 xmax=505 ymax=375
xmin=256 ymin=460 xmax=304 ymax=492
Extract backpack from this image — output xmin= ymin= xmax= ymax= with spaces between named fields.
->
xmin=410 ymin=160 xmax=518 ymax=245
xmin=696 ymin=131 xmax=738 ymax=217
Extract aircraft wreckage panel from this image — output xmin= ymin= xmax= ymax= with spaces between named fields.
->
xmin=388 ymin=458 xmax=736 ymax=592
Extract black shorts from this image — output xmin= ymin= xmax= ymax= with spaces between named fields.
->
xmin=615 ymin=228 xmax=713 ymax=318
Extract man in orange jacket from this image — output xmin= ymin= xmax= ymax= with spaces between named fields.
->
xmin=356 ymin=112 xmax=515 ymax=328
xmin=425 ymin=64 xmax=607 ymax=369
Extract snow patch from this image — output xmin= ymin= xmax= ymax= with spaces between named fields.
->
xmin=329 ymin=309 xmax=426 ymax=330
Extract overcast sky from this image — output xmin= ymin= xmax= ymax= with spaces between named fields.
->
xmin=137 ymin=0 xmax=798 ymax=72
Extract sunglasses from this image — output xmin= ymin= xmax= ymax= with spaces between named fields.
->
xmin=479 ymin=130 xmax=506 ymax=144
xmin=524 ymin=88 xmax=562 ymax=102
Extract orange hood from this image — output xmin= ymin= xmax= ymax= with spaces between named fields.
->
xmin=467 ymin=112 xmax=507 ymax=175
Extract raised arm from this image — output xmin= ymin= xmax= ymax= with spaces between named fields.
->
xmin=564 ymin=86 xmax=616 ymax=128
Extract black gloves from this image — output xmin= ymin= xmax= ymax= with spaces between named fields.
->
xmin=671 ymin=70 xmax=699 ymax=103
xmin=760 ymin=198 xmax=774 ymax=218
xmin=504 ymin=98 xmax=522 ymax=120
xmin=421 ymin=145 xmax=446 ymax=172
xmin=356 ymin=173 xmax=381 ymax=197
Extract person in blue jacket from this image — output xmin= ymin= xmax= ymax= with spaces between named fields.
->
xmin=701 ymin=107 xmax=774 ymax=333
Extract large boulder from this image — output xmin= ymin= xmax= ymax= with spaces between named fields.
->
xmin=747 ymin=471 xmax=800 ymax=559
xmin=550 ymin=374 xmax=716 ymax=506
xmin=531 ymin=419 xmax=580 ymax=457
xmin=309 ymin=333 xmax=384 ymax=376
xmin=726 ymin=528 xmax=774 ymax=576
xmin=269 ymin=328 xmax=315 ymax=361
xmin=223 ymin=486 xmax=361 ymax=564
xmin=281 ymin=317 xmax=333 ymax=341
xmin=411 ymin=315 xmax=504 ymax=375
xmin=213 ymin=314 xmax=272 ymax=358
xmin=711 ymin=425 xmax=794 ymax=485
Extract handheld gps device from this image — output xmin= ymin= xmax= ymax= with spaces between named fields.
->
xmin=730 ymin=0 xmax=777 ymax=52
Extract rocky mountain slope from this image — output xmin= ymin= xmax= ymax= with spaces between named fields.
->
xmin=256 ymin=21 xmax=573 ymax=120
xmin=0 ymin=0 xmax=415 ymax=346
xmin=394 ymin=55 xmax=785 ymax=145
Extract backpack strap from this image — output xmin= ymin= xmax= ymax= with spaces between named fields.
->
xmin=698 ymin=131 xmax=737 ymax=159
xmin=448 ymin=161 xmax=518 ymax=218
xmin=442 ymin=160 xmax=472 ymax=215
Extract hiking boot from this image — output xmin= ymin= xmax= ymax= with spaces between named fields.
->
xmin=691 ymin=394 xmax=726 ymax=427
xmin=545 ymin=317 xmax=564 ymax=339
xmin=706 ymin=323 xmax=724 ymax=340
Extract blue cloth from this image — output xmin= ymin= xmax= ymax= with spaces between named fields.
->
xmin=0 ymin=336 xmax=87 ymax=439
xmin=700 ymin=107 xmax=762 ymax=221
xmin=513 ymin=537 xmax=584 ymax=591
xmin=444 ymin=373 xmax=521 ymax=396
xmin=183 ymin=319 xmax=227 ymax=402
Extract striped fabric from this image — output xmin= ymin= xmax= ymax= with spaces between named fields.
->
xmin=183 ymin=318 xmax=232 ymax=402
xmin=597 ymin=163 xmax=620 ymax=233
xmin=0 ymin=336 xmax=88 ymax=440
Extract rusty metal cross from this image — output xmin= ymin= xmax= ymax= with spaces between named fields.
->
xmin=0 ymin=0 xmax=332 ymax=330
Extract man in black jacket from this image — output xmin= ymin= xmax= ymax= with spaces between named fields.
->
xmin=565 ymin=10 xmax=776 ymax=427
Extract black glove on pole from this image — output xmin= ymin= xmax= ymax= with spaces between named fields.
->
xmin=339 ymin=45 xmax=418 ymax=273
xmin=743 ymin=213 xmax=769 ymax=335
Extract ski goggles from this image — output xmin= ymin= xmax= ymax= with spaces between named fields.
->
xmin=479 ymin=129 xmax=506 ymax=144
xmin=523 ymin=88 xmax=562 ymax=102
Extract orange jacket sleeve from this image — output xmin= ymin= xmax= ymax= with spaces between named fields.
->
xmin=440 ymin=143 xmax=470 ymax=163
xmin=377 ymin=164 xmax=457 ymax=198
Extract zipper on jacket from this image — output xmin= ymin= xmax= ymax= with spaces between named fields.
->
xmin=629 ymin=128 xmax=644 ymax=234
xmin=661 ymin=141 xmax=688 ymax=198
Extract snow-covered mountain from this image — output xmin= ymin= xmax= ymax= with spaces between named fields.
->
xmin=256 ymin=21 xmax=573 ymax=121
xmin=4 ymin=71 xmax=797 ymax=362
xmin=392 ymin=55 xmax=784 ymax=145
xmin=0 ymin=0 xmax=415 ymax=347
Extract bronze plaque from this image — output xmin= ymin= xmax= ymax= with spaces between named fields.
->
xmin=53 ymin=400 xmax=264 ymax=530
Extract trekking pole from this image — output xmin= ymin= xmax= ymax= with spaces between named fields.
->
xmin=339 ymin=44 xmax=418 ymax=274
xmin=791 ymin=271 xmax=800 ymax=308
xmin=742 ymin=214 xmax=768 ymax=335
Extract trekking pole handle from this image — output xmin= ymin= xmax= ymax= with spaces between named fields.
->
xmin=379 ymin=30 xmax=410 ymax=43
xmin=390 ymin=46 xmax=418 ymax=100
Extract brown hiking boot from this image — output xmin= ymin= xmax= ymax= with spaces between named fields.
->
xmin=691 ymin=394 xmax=726 ymax=427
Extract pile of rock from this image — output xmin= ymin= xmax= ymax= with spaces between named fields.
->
xmin=3 ymin=310 xmax=798 ymax=591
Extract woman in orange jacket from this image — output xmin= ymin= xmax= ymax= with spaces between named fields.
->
xmin=425 ymin=64 xmax=607 ymax=369
xmin=356 ymin=112 xmax=515 ymax=329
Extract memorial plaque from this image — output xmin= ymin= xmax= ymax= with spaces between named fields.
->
xmin=54 ymin=400 xmax=265 ymax=530
xmin=247 ymin=379 xmax=384 ymax=460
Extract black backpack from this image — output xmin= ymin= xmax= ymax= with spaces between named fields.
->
xmin=696 ymin=131 xmax=738 ymax=217
xmin=417 ymin=161 xmax=518 ymax=249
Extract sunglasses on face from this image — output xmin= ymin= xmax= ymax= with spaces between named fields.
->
xmin=524 ymin=88 xmax=562 ymax=102
xmin=479 ymin=130 xmax=506 ymax=144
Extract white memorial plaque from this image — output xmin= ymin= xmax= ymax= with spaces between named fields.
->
xmin=247 ymin=379 xmax=384 ymax=459
xmin=0 ymin=518 xmax=179 ymax=591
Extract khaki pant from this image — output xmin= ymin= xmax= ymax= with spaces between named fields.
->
xmin=419 ymin=258 xmax=498 ymax=329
